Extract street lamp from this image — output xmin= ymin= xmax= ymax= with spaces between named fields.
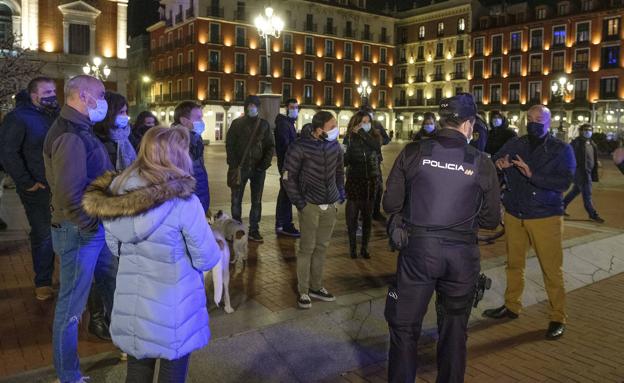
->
xmin=82 ymin=57 xmax=111 ymax=80
xmin=254 ymin=6 xmax=284 ymax=93
xmin=550 ymin=76 xmax=574 ymax=134
xmin=357 ymin=80 xmax=372 ymax=106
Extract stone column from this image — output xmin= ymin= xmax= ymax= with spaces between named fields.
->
xmin=116 ymin=1 xmax=128 ymax=59
xmin=258 ymin=93 xmax=281 ymax=132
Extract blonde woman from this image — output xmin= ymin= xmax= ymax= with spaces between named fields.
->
xmin=83 ymin=126 xmax=220 ymax=383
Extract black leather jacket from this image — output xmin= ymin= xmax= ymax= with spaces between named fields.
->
xmin=344 ymin=129 xmax=381 ymax=179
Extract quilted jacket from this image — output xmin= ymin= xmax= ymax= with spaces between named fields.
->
xmin=82 ymin=170 xmax=220 ymax=359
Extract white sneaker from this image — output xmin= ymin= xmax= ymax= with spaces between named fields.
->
xmin=297 ymin=294 xmax=312 ymax=309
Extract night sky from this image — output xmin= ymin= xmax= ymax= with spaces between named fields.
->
xmin=128 ymin=0 xmax=160 ymax=38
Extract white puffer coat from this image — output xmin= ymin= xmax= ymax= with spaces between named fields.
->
xmin=83 ymin=170 xmax=220 ymax=360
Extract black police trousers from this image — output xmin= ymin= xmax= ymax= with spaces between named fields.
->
xmin=385 ymin=236 xmax=480 ymax=383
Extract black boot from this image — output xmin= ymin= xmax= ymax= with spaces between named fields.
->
xmin=361 ymin=206 xmax=372 ymax=259
xmin=88 ymin=287 xmax=111 ymax=341
xmin=346 ymin=200 xmax=358 ymax=259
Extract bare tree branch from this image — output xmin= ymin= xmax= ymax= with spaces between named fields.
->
xmin=0 ymin=34 xmax=45 ymax=111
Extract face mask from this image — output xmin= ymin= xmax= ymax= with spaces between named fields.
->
xmin=325 ymin=127 xmax=339 ymax=141
xmin=247 ymin=106 xmax=258 ymax=118
xmin=39 ymin=96 xmax=58 ymax=110
xmin=362 ymin=122 xmax=372 ymax=132
xmin=583 ymin=131 xmax=593 ymax=139
xmin=86 ymin=95 xmax=108 ymax=123
xmin=492 ymin=118 xmax=502 ymax=128
xmin=115 ymin=115 xmax=129 ymax=128
xmin=287 ymin=108 xmax=298 ymax=119
xmin=526 ymin=122 xmax=547 ymax=138
xmin=423 ymin=124 xmax=435 ymax=133
xmin=192 ymin=120 xmax=205 ymax=136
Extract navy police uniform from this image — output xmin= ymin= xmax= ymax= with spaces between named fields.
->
xmin=382 ymin=94 xmax=500 ymax=383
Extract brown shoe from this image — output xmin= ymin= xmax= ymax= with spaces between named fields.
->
xmin=35 ymin=286 xmax=55 ymax=301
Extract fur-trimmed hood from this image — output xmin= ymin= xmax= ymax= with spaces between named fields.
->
xmin=83 ymin=170 xmax=197 ymax=244
xmin=83 ymin=171 xmax=196 ymax=220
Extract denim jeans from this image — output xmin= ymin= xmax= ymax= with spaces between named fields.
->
xmin=275 ymin=178 xmax=294 ymax=230
xmin=230 ymin=168 xmax=266 ymax=232
xmin=17 ymin=188 xmax=55 ymax=287
xmin=563 ymin=171 xmax=597 ymax=218
xmin=51 ymin=222 xmax=118 ymax=383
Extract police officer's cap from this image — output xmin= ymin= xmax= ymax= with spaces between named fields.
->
xmin=439 ymin=93 xmax=478 ymax=121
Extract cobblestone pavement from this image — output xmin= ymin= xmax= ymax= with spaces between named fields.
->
xmin=0 ymin=142 xmax=622 ymax=379
xmin=330 ymin=273 xmax=624 ymax=383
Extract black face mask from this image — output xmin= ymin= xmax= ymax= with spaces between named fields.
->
xmin=526 ymin=122 xmax=547 ymax=138
xmin=39 ymin=96 xmax=59 ymax=110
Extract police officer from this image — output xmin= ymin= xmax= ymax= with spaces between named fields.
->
xmin=383 ymin=93 xmax=500 ymax=383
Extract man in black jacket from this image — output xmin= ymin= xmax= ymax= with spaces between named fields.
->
xmin=283 ymin=111 xmax=345 ymax=309
xmin=274 ymin=98 xmax=300 ymax=237
xmin=485 ymin=110 xmax=517 ymax=156
xmin=383 ymin=93 xmax=500 ymax=383
xmin=483 ymin=105 xmax=576 ymax=341
xmin=171 ymin=101 xmax=210 ymax=214
xmin=563 ymin=124 xmax=603 ymax=223
xmin=226 ymin=95 xmax=275 ymax=242
xmin=0 ymin=78 xmax=59 ymax=300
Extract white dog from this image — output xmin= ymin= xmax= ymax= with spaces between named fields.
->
xmin=211 ymin=210 xmax=248 ymax=264
xmin=203 ymin=231 xmax=234 ymax=314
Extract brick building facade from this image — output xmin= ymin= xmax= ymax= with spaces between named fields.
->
xmin=0 ymin=0 xmax=128 ymax=98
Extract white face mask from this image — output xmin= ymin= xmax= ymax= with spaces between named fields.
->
xmin=492 ymin=118 xmax=502 ymax=127
xmin=247 ymin=106 xmax=258 ymax=118
xmin=115 ymin=115 xmax=129 ymax=128
xmin=86 ymin=94 xmax=108 ymax=123
xmin=287 ymin=108 xmax=298 ymax=119
xmin=361 ymin=122 xmax=372 ymax=132
xmin=583 ymin=130 xmax=592 ymax=139
xmin=325 ymin=127 xmax=339 ymax=141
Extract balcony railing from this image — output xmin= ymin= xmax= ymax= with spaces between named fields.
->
xmin=184 ymin=34 xmax=195 ymax=45
xmin=344 ymin=97 xmax=352 ymax=107
xmin=324 ymin=72 xmax=334 ymax=81
xmin=154 ymin=95 xmax=162 ymax=103
xmin=175 ymin=13 xmax=183 ymax=24
xmin=323 ymin=98 xmax=334 ymax=106
xmin=395 ymin=98 xmax=407 ymax=107
xmin=451 ymin=72 xmax=465 ymax=80
xmin=324 ymin=25 xmax=337 ymax=35
xmin=394 ymin=77 xmax=407 ymax=84
xmin=304 ymin=71 xmax=314 ymax=80
xmin=208 ymin=63 xmax=222 ymax=72
xmin=344 ymin=28 xmax=355 ymax=38
xmin=234 ymin=66 xmax=246 ymax=74
xmin=163 ymin=93 xmax=171 ymax=102
xmin=206 ymin=6 xmax=224 ymax=18
xmin=303 ymin=97 xmax=313 ymax=105
xmin=208 ymin=90 xmax=221 ymax=100
xmin=235 ymin=38 xmax=248 ymax=48
xmin=414 ymin=74 xmax=424 ymax=82
xmin=209 ymin=35 xmax=222 ymax=45
xmin=379 ymin=35 xmax=389 ymax=44
xmin=234 ymin=9 xmax=246 ymax=21
xmin=304 ymin=22 xmax=317 ymax=32
xmin=283 ymin=69 xmax=293 ymax=78
xmin=186 ymin=7 xmax=194 ymax=18
xmin=344 ymin=75 xmax=352 ymax=84
xmin=433 ymin=73 xmax=444 ymax=81
xmin=573 ymin=61 xmax=589 ymax=71
xmin=361 ymin=31 xmax=373 ymax=41
xmin=409 ymin=98 xmax=424 ymax=106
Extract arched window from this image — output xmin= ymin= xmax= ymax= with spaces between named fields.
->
xmin=0 ymin=4 xmax=12 ymax=41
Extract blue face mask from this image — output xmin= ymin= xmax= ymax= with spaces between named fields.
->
xmin=583 ymin=130 xmax=592 ymax=139
xmin=247 ymin=107 xmax=258 ymax=118
xmin=86 ymin=95 xmax=108 ymax=123
xmin=361 ymin=122 xmax=372 ymax=132
xmin=287 ymin=108 xmax=298 ymax=119
xmin=423 ymin=124 xmax=435 ymax=133
xmin=115 ymin=115 xmax=129 ymax=128
xmin=192 ymin=120 xmax=205 ymax=136
xmin=492 ymin=118 xmax=502 ymax=127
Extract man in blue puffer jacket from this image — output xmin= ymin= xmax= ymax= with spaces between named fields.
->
xmin=483 ymin=105 xmax=575 ymax=341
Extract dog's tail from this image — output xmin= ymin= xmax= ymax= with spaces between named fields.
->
xmin=212 ymin=259 xmax=223 ymax=305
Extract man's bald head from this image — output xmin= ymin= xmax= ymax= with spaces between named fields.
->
xmin=64 ymin=75 xmax=105 ymax=116
xmin=527 ymin=105 xmax=551 ymax=129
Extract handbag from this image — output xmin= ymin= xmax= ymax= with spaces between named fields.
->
xmin=227 ymin=118 xmax=261 ymax=188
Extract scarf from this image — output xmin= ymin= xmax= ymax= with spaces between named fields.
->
xmin=109 ymin=124 xmax=137 ymax=171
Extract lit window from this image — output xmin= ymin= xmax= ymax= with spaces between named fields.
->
xmin=458 ymin=18 xmax=465 ymax=32
xmin=437 ymin=22 xmax=444 ymax=35
xmin=419 ymin=26 xmax=425 ymax=39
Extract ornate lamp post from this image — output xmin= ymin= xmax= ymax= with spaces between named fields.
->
xmin=357 ymin=80 xmax=372 ymax=106
xmin=82 ymin=57 xmax=111 ymax=81
xmin=550 ymin=76 xmax=574 ymax=134
xmin=254 ymin=7 xmax=284 ymax=94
